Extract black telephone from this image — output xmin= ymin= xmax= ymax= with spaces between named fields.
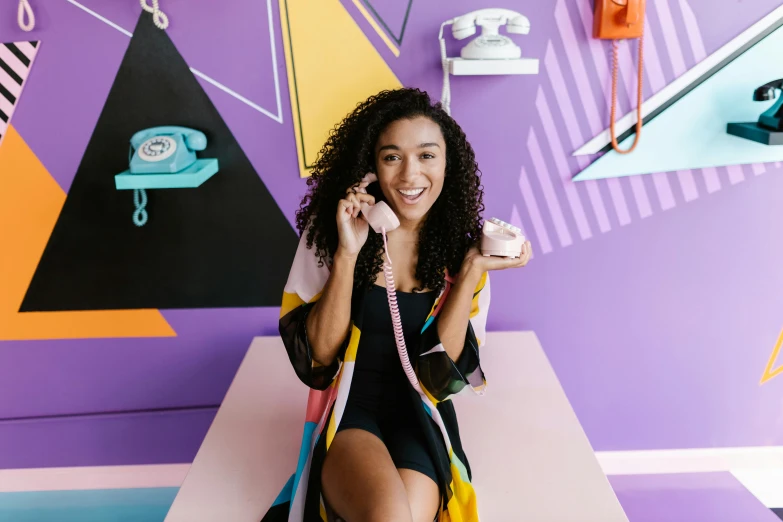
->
xmin=754 ymin=79 xmax=783 ymax=131
xmin=726 ymin=78 xmax=783 ymax=145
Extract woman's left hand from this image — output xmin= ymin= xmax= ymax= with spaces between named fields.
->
xmin=460 ymin=241 xmax=532 ymax=281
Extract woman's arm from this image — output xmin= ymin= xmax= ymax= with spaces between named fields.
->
xmin=306 ymin=182 xmax=376 ymax=366
xmin=437 ymin=244 xmax=531 ymax=359
xmin=436 ymin=261 xmax=483 ymax=361
xmin=305 ymin=250 xmax=357 ymax=367
xmin=415 ymin=243 xmax=530 ymax=401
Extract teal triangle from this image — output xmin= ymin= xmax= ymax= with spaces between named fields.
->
xmin=574 ymin=23 xmax=783 ymax=181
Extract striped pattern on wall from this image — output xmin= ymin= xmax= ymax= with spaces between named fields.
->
xmin=0 ymin=41 xmax=40 ymax=149
xmin=511 ymin=0 xmax=769 ymax=255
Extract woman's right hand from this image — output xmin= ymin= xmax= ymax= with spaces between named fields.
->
xmin=336 ymin=186 xmax=375 ymax=257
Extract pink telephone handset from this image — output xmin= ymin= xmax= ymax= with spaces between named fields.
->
xmin=355 ymin=173 xmax=401 ymax=234
xmin=360 ymin=201 xmax=400 ymax=234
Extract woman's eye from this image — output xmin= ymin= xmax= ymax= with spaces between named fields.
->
xmin=384 ymin=155 xmax=400 ymax=161
xmin=422 ymin=153 xmax=435 ymax=159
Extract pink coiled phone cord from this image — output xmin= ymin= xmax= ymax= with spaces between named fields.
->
xmin=381 ymin=228 xmax=422 ymax=393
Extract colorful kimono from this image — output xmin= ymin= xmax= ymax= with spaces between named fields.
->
xmin=263 ymin=231 xmax=490 ymax=522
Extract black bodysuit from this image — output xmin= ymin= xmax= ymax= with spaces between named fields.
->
xmin=337 ymin=284 xmax=439 ymax=484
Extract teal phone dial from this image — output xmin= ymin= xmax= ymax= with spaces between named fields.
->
xmin=115 ymin=126 xmax=219 ymax=227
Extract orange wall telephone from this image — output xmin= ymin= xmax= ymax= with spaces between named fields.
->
xmin=593 ymin=0 xmax=646 ymax=154
xmin=594 ymin=0 xmax=645 ymax=39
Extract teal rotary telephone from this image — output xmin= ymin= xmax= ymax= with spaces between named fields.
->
xmin=129 ymin=126 xmax=208 ymax=174
xmin=114 ymin=126 xmax=220 ymax=227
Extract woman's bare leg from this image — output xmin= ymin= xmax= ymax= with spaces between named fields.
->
xmin=399 ymin=468 xmax=440 ymax=522
xmin=322 ymin=429 xmax=413 ymax=522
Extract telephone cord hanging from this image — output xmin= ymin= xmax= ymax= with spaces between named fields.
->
xmin=18 ymin=0 xmax=34 ymax=31
xmin=609 ymin=26 xmax=645 ymax=154
xmin=438 ymin=20 xmax=454 ymax=116
xmin=140 ymin=0 xmax=169 ymax=30
xmin=381 ymin=228 xmax=485 ymax=398
xmin=133 ymin=188 xmax=148 ymax=227
xmin=381 ymin=228 xmax=422 ymax=393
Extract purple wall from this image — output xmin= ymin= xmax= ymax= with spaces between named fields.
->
xmin=1 ymin=0 xmax=782 ymax=468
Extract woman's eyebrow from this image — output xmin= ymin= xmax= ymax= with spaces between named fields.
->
xmin=378 ymin=143 xmax=441 ymax=152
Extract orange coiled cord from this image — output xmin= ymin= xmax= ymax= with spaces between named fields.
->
xmin=610 ymin=25 xmax=644 ymax=154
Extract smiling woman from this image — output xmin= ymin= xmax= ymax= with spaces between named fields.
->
xmin=270 ymin=88 xmax=528 ymax=522
xmin=296 ymin=88 xmax=487 ymax=295
xmin=374 ymin=120 xmax=446 ymax=228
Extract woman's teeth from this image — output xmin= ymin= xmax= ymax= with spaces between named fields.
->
xmin=398 ymin=188 xmax=424 ymax=198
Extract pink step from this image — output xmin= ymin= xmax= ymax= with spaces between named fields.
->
xmin=166 ymin=332 xmax=628 ymax=521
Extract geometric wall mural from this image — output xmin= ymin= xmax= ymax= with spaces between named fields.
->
xmin=280 ymin=0 xmax=401 ymax=177
xmin=0 ymin=125 xmax=175 ymax=340
xmin=510 ymin=0 xmax=777 ymax=260
xmin=361 ymin=0 xmax=413 ymax=46
xmin=573 ymin=6 xmax=783 ymax=181
xmin=4 ymin=0 xmax=783 ymax=475
xmin=760 ymin=327 xmax=783 ymax=385
xmin=0 ymin=41 xmax=39 ymax=150
xmin=0 ymin=39 xmax=173 ymax=340
xmin=349 ymin=0 xmax=414 ymax=56
xmin=19 ymin=12 xmax=299 ymax=312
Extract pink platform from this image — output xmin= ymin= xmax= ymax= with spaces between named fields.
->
xmin=165 ymin=332 xmax=629 ymax=521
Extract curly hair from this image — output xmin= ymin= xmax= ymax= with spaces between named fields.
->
xmin=295 ymin=88 xmax=484 ymax=293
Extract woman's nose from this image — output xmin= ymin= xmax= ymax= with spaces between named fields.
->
xmin=399 ymin=158 xmax=421 ymax=181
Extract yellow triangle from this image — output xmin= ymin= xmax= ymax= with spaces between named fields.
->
xmin=760 ymin=327 xmax=783 ymax=385
xmin=279 ymin=0 xmax=402 ymax=178
xmin=0 ymin=125 xmax=175 ymax=340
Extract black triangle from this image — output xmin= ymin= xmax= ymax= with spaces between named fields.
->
xmin=21 ymin=13 xmax=298 ymax=311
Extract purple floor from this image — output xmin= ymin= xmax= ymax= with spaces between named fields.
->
xmin=609 ymin=472 xmax=779 ymax=522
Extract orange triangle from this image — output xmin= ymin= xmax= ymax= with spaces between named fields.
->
xmin=760 ymin=327 xmax=783 ymax=385
xmin=0 ymin=125 xmax=175 ymax=340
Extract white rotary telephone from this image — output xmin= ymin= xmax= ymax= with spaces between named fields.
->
xmin=451 ymin=8 xmax=531 ymax=60
xmin=439 ymin=9 xmax=534 ymax=115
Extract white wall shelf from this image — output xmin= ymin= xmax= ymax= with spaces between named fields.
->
xmin=448 ymin=57 xmax=539 ymax=76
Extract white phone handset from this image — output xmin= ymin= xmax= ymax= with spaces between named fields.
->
xmin=451 ymin=9 xmax=530 ymax=60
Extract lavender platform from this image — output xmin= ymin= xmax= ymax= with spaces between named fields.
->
xmin=609 ymin=472 xmax=779 ymax=522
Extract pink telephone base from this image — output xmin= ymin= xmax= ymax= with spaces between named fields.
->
xmin=480 ymin=218 xmax=525 ymax=258
xmin=482 ymin=248 xmax=522 ymax=258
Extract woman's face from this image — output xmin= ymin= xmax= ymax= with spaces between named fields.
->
xmin=374 ymin=116 xmax=446 ymax=227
